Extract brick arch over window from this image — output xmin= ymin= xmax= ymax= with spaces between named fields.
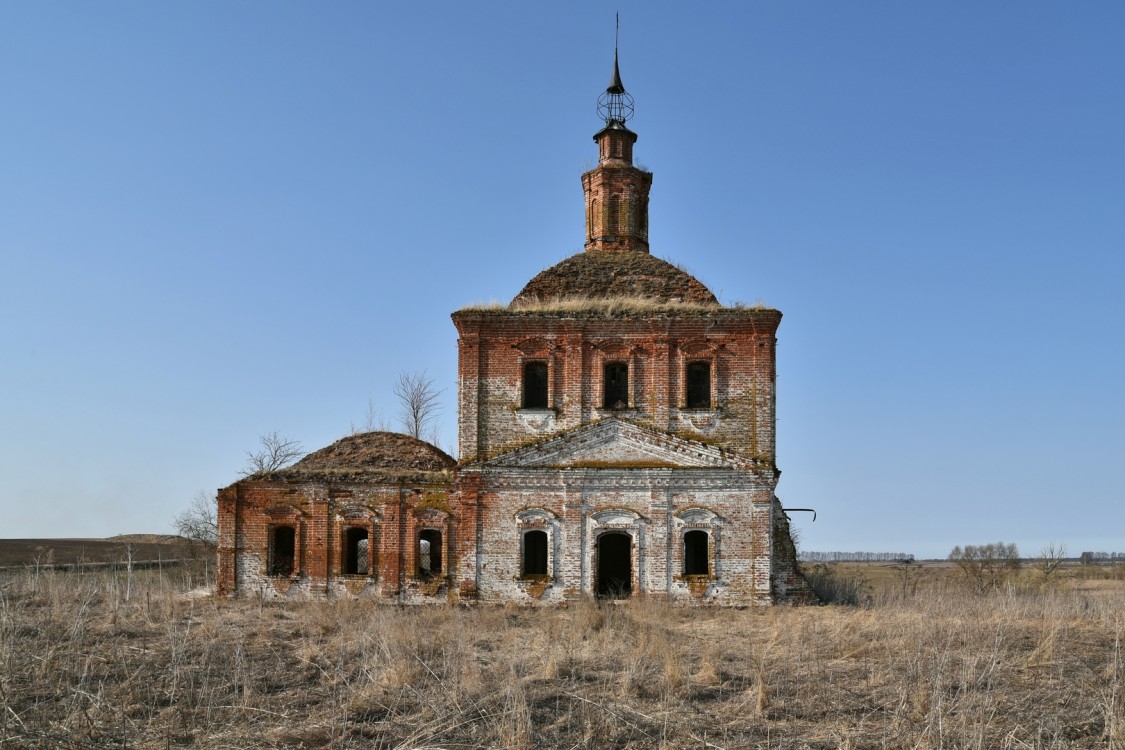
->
xmin=337 ymin=505 xmax=381 ymax=578
xmin=677 ymin=341 xmax=721 ymax=410
xmin=413 ymin=506 xmax=451 ymax=580
xmin=675 ymin=507 xmax=723 ymax=579
xmin=515 ymin=508 xmax=559 ymax=580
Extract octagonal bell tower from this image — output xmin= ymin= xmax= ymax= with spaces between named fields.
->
xmin=582 ymin=47 xmax=652 ymax=254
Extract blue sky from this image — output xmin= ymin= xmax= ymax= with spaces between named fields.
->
xmin=1 ymin=3 xmax=1122 ymax=558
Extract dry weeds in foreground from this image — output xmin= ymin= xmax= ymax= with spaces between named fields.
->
xmin=1 ymin=570 xmax=1122 ymax=749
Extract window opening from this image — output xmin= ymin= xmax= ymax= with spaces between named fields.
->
xmin=522 ymin=361 xmax=548 ymax=409
xmin=686 ymin=361 xmax=711 ymax=409
xmin=522 ymin=529 xmax=548 ymax=576
xmin=418 ymin=529 xmax=442 ymax=577
xmin=684 ymin=530 xmax=710 ymax=576
xmin=269 ymin=526 xmax=296 ymax=577
xmin=344 ymin=527 xmax=369 ymax=575
xmin=597 ymin=532 xmax=632 ymax=598
xmin=604 ymin=362 xmax=628 ymax=409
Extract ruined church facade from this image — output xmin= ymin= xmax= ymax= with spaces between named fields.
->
xmin=215 ymin=54 xmax=813 ymax=606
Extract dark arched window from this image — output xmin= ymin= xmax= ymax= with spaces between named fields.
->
xmin=686 ymin=361 xmax=711 ymax=409
xmin=522 ymin=361 xmax=548 ymax=409
xmin=604 ymin=362 xmax=628 ymax=409
xmin=684 ymin=530 xmax=709 ymax=575
xmin=418 ymin=529 xmax=442 ymax=577
xmin=269 ymin=526 xmax=296 ymax=577
xmin=522 ymin=529 xmax=548 ymax=576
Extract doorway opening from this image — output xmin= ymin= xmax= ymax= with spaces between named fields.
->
xmin=596 ymin=532 xmax=632 ymax=598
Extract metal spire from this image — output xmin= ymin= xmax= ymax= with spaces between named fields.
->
xmin=597 ymin=14 xmax=634 ymax=125
xmin=607 ymin=14 xmax=625 ymax=94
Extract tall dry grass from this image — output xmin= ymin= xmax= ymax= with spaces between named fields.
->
xmin=1 ymin=566 xmax=1122 ymax=748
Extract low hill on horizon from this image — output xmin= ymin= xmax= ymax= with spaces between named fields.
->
xmin=0 ymin=536 xmax=204 ymax=567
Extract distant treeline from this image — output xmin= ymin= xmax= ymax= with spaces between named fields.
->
xmin=799 ymin=551 xmax=915 ymax=563
xmin=1080 ymin=551 xmax=1125 ymax=564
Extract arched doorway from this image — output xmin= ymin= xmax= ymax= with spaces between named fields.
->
xmin=597 ymin=532 xmax=632 ymax=598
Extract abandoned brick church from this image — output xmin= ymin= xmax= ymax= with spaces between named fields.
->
xmin=216 ymin=50 xmax=814 ymax=605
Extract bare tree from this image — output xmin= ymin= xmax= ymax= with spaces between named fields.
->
xmin=949 ymin=542 xmax=1021 ymax=592
xmin=242 ymin=431 xmax=304 ymax=476
xmin=351 ymin=396 xmax=388 ymax=434
xmin=174 ymin=490 xmax=219 ymax=545
xmin=394 ymin=371 xmax=443 ymax=440
xmin=1037 ymin=541 xmax=1068 ymax=580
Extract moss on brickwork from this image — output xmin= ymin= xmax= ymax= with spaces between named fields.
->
xmin=416 ymin=490 xmax=452 ymax=514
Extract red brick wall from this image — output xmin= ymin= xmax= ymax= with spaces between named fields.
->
xmin=583 ymin=127 xmax=652 ymax=254
xmin=215 ymin=478 xmax=454 ymax=602
xmin=451 ymin=310 xmax=782 ymax=464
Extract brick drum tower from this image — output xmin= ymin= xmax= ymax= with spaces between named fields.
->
xmin=215 ymin=48 xmax=812 ymax=605
xmin=450 ymin=51 xmax=812 ymax=605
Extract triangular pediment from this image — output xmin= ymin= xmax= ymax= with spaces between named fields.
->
xmin=485 ymin=418 xmax=739 ymax=469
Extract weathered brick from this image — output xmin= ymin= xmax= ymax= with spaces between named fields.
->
xmin=214 ymin=72 xmax=814 ymax=606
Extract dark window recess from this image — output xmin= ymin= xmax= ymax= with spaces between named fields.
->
xmin=418 ymin=529 xmax=442 ymax=577
xmin=604 ymin=362 xmax=628 ymax=409
xmin=523 ymin=529 xmax=549 ymax=576
xmin=522 ymin=361 xmax=548 ymax=409
xmin=684 ymin=530 xmax=709 ymax=575
xmin=269 ymin=526 xmax=296 ymax=577
xmin=344 ymin=527 xmax=368 ymax=575
xmin=686 ymin=361 xmax=711 ymax=409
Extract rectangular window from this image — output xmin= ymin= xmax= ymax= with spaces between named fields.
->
xmin=522 ymin=361 xmax=549 ymax=408
xmin=418 ymin=529 xmax=442 ymax=577
xmin=522 ymin=529 xmax=548 ymax=576
xmin=269 ymin=526 xmax=296 ymax=576
xmin=603 ymin=362 xmax=628 ymax=409
xmin=343 ymin=527 xmax=368 ymax=575
xmin=684 ymin=530 xmax=709 ymax=575
xmin=686 ymin=361 xmax=711 ymax=409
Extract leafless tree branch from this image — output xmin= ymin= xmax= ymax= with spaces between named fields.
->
xmin=174 ymin=490 xmax=219 ymax=544
xmin=242 ymin=431 xmax=304 ymax=476
xmin=394 ymin=371 xmax=443 ymax=440
xmin=1038 ymin=541 xmax=1068 ymax=579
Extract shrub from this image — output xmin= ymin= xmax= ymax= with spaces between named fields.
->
xmin=802 ymin=563 xmax=870 ymax=606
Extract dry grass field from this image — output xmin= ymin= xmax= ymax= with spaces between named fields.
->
xmin=1 ymin=563 xmax=1122 ymax=749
